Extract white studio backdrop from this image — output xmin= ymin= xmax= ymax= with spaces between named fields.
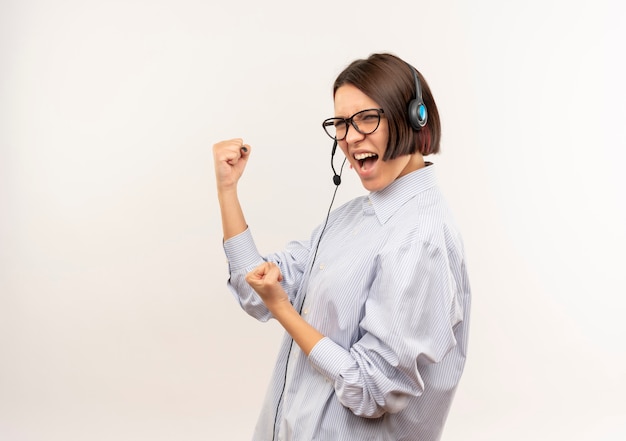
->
xmin=1 ymin=0 xmax=625 ymax=440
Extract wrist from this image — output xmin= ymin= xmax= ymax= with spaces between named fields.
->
xmin=267 ymin=296 xmax=295 ymax=318
xmin=217 ymin=185 xmax=238 ymax=198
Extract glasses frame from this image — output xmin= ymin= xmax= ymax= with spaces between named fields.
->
xmin=322 ymin=108 xmax=385 ymax=141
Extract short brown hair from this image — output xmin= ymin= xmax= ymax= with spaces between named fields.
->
xmin=333 ymin=53 xmax=441 ymax=160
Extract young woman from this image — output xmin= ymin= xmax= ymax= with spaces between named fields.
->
xmin=213 ymin=53 xmax=471 ymax=441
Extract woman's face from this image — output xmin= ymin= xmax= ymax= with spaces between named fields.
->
xmin=334 ymin=84 xmax=424 ymax=192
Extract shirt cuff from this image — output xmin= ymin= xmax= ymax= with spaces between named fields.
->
xmin=308 ymin=337 xmax=355 ymax=382
xmin=223 ymin=228 xmax=263 ymax=272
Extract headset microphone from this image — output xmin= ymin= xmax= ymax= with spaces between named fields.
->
xmin=330 ymin=139 xmax=341 ymax=186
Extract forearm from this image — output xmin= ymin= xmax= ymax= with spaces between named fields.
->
xmin=244 ymin=252 xmax=323 ymax=355
xmin=213 ymin=138 xmax=250 ymax=241
xmin=218 ymin=188 xmax=248 ymax=241
xmin=268 ymin=299 xmax=325 ymax=356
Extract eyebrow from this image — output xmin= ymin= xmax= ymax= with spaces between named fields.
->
xmin=333 ymin=108 xmax=379 ymax=119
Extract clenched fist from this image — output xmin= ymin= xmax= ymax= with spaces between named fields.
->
xmin=245 ymin=262 xmax=290 ymax=310
xmin=212 ymin=138 xmax=251 ymax=191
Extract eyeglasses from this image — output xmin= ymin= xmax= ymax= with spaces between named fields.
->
xmin=322 ymin=108 xmax=385 ymax=141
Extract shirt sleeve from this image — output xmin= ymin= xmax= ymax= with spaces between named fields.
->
xmin=223 ymin=228 xmax=314 ymax=322
xmin=308 ymin=239 xmax=464 ymax=417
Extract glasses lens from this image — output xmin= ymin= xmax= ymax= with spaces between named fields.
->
xmin=323 ymin=118 xmax=347 ymax=140
xmin=352 ymin=109 xmax=381 ymax=135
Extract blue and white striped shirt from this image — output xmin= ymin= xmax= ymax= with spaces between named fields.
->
xmin=223 ymin=164 xmax=471 ymax=441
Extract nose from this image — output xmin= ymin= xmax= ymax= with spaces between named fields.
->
xmin=344 ymin=121 xmax=365 ymax=144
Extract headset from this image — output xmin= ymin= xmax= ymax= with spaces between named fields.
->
xmin=407 ymin=64 xmax=428 ymax=131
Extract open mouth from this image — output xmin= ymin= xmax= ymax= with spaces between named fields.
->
xmin=354 ymin=152 xmax=379 ymax=172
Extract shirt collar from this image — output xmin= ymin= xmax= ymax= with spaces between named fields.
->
xmin=367 ymin=162 xmax=437 ymax=225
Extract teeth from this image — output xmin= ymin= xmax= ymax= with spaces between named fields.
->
xmin=354 ymin=152 xmax=377 ymax=160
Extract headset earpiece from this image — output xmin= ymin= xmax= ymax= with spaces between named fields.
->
xmin=407 ymin=65 xmax=428 ymax=130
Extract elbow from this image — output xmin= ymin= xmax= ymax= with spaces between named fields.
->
xmin=347 ymin=403 xmax=386 ymax=419
xmin=342 ymin=390 xmax=412 ymax=418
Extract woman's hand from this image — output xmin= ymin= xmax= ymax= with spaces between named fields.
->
xmin=212 ymin=138 xmax=250 ymax=192
xmin=245 ymin=262 xmax=290 ymax=311
xmin=246 ymin=262 xmax=323 ymax=355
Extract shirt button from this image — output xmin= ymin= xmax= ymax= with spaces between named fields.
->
xmin=303 ymin=308 xmax=309 ymax=315
xmin=319 ymin=263 xmax=325 ymax=270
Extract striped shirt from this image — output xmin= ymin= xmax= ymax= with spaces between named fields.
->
xmin=223 ymin=164 xmax=471 ymax=441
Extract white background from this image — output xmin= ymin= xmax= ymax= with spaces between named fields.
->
xmin=1 ymin=0 xmax=625 ymax=440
